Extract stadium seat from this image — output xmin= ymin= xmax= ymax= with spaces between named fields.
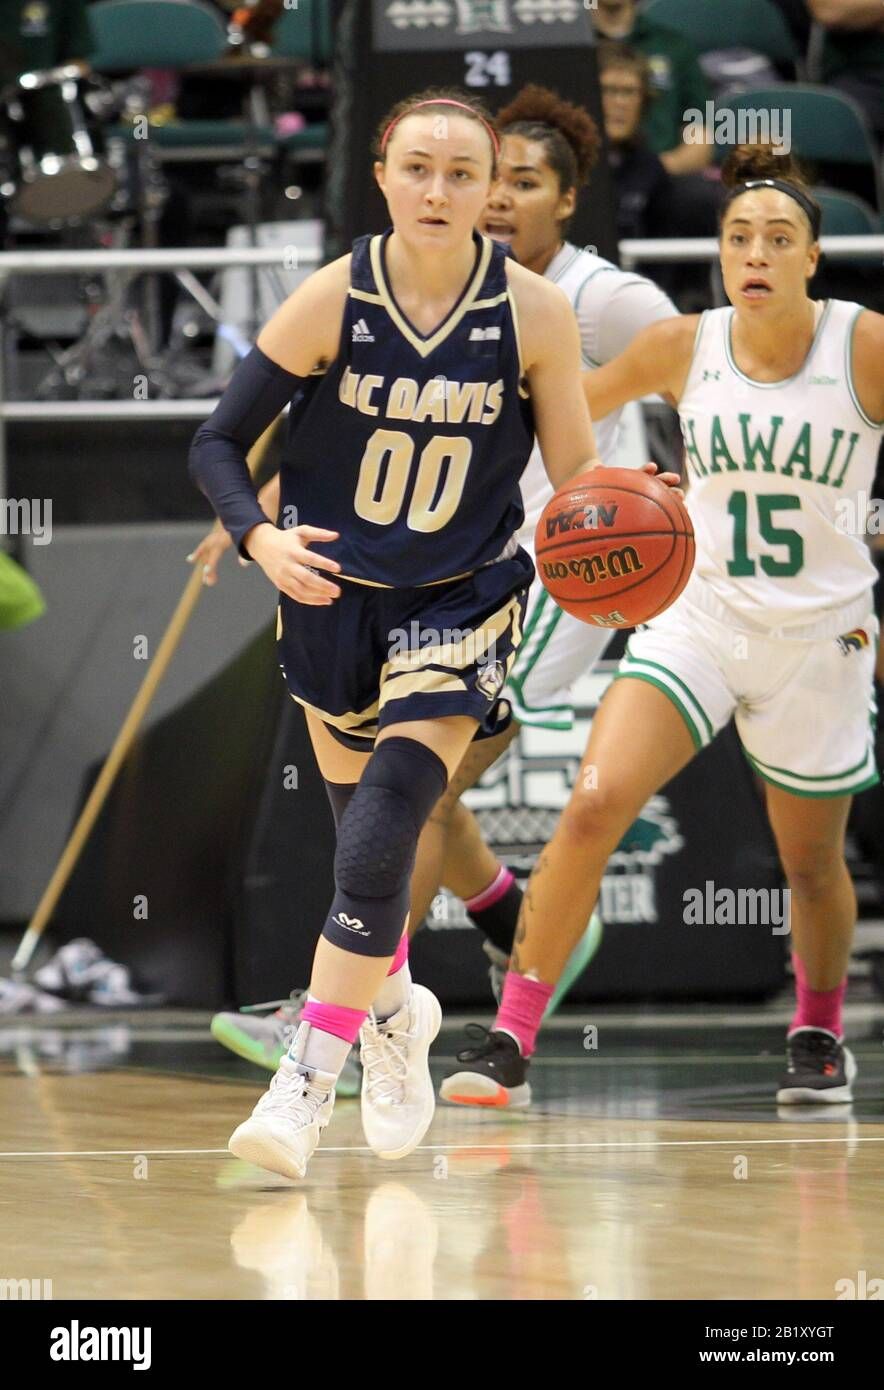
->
xmin=643 ymin=0 xmax=799 ymax=64
xmin=89 ymin=0 xmax=226 ymax=69
xmin=271 ymin=0 xmax=334 ymax=66
xmin=89 ymin=0 xmax=275 ymax=150
xmin=814 ymin=187 xmax=881 ymax=237
xmin=713 ymin=86 xmax=882 ymax=210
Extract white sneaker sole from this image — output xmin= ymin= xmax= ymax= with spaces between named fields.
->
xmin=776 ymin=1047 xmax=857 ymax=1105
xmin=364 ymin=986 xmax=442 ymax=1161
xmin=439 ymin=1072 xmax=531 ymax=1109
xmin=228 ymin=1118 xmax=315 ymax=1180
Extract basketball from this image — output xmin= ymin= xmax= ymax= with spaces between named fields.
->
xmin=534 ymin=467 xmax=695 ymax=627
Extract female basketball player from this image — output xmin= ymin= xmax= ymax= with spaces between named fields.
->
xmin=403 ymin=83 xmax=677 ymax=1007
xmin=192 ymin=88 xmax=679 ymax=1058
xmin=189 ymin=87 xmax=673 ymax=1182
xmin=443 ymin=144 xmax=884 ymax=1109
xmin=191 ymin=86 xmax=675 ymax=1089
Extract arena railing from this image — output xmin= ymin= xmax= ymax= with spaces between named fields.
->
xmin=0 ymin=235 xmax=881 ymax=452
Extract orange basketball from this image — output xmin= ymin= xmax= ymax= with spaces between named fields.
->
xmin=534 ymin=467 xmax=694 ymax=627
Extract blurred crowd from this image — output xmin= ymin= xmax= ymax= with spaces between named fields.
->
xmin=2 ymin=2 xmax=882 ymax=303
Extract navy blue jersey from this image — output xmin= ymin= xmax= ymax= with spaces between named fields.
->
xmin=278 ymin=228 xmax=535 ymax=587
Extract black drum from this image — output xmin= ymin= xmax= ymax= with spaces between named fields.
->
xmin=0 ymin=65 xmax=118 ymax=224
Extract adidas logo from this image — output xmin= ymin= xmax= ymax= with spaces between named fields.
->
xmin=470 ymin=326 xmax=501 ymax=341
xmin=333 ymin=912 xmax=370 ymax=936
xmin=352 ymin=318 xmax=374 ymax=342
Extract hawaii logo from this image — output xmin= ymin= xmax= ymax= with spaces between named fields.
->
xmin=836 ymin=629 xmax=869 ymax=657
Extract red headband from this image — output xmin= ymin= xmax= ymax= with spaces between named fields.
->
xmin=380 ymin=98 xmax=501 ymax=158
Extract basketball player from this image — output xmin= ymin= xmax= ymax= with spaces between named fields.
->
xmin=443 ymin=144 xmax=884 ymax=1109
xmin=189 ymin=86 xmax=679 ymax=1181
xmin=195 ymin=87 xmax=678 ymax=1080
xmin=404 ymin=84 xmax=678 ymax=1007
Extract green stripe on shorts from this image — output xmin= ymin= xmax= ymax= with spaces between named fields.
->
xmin=509 ymin=589 xmax=564 ymax=688
xmin=615 ymin=652 xmax=715 ymax=750
xmin=744 ymin=744 xmax=880 ymax=798
xmin=504 ymin=679 xmax=573 ymax=730
xmin=610 ymin=670 xmax=704 ymax=751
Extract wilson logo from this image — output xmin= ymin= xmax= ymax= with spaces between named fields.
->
xmin=541 ymin=545 xmax=644 ymax=586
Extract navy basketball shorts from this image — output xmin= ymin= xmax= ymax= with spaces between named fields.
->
xmin=276 ymin=548 xmax=534 ymax=751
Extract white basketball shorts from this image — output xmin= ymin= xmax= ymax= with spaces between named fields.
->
xmin=614 ymin=589 xmax=879 ymax=797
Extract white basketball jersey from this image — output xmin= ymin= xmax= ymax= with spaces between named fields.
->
xmin=678 ymin=300 xmax=881 ymax=629
xmin=518 ymin=243 xmax=675 ymax=548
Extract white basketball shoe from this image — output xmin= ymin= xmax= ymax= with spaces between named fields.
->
xmin=359 ymin=983 xmax=442 ymax=1160
xmin=228 ymin=1026 xmax=336 ymax=1180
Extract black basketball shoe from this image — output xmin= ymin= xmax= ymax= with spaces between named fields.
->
xmin=776 ymin=1027 xmax=856 ymax=1104
xmin=439 ymin=1025 xmax=531 ymax=1109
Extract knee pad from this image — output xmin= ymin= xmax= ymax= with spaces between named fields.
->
xmin=323 ymin=778 xmax=357 ymax=829
xmin=334 ymin=737 xmax=447 ymax=899
xmin=322 ymin=738 xmax=447 ymax=957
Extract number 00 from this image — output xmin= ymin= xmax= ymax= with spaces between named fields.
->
xmin=353 ymin=429 xmax=472 ymax=533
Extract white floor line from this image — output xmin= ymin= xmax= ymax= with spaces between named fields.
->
xmin=2 ymin=1135 xmax=884 ymax=1159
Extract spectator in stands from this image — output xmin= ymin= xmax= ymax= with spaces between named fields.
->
xmin=598 ymin=43 xmax=672 ymax=242
xmin=592 ymin=0 xmax=712 ymax=176
xmin=807 ymin=0 xmax=884 ymax=136
xmin=592 ymin=0 xmax=722 ymax=305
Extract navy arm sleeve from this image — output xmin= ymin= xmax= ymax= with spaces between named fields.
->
xmin=188 ymin=345 xmax=305 ymax=560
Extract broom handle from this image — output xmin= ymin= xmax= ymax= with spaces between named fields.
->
xmin=12 ymin=417 xmax=281 ymax=975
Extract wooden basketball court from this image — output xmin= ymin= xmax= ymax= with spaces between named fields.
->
xmin=2 ymin=1006 xmax=883 ymax=1301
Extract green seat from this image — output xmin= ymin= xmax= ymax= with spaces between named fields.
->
xmin=88 ymin=0 xmax=226 ymax=70
xmin=643 ymin=0 xmax=798 ymax=62
xmin=814 ymin=187 xmax=880 ymax=236
xmin=92 ymin=4 xmax=276 ymax=156
xmin=110 ymin=119 xmax=275 ymax=149
xmin=271 ymin=1 xmax=333 ymax=65
xmin=714 ymin=86 xmax=881 ymax=208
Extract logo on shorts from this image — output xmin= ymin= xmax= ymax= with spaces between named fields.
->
xmin=476 ymin=660 xmax=505 ymax=700
xmin=332 ymin=912 xmax=370 ymax=936
xmin=836 ymin=628 xmax=869 ymax=656
xmin=351 ymin=318 xmax=374 ymax=343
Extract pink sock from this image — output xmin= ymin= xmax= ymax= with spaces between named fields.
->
xmin=789 ymin=953 xmax=846 ymax=1038
xmin=388 ymin=933 xmax=409 ymax=976
xmin=301 ymin=998 xmax=367 ymax=1044
xmin=494 ymin=971 xmax=553 ymax=1058
xmin=464 ymin=864 xmax=514 ymax=913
